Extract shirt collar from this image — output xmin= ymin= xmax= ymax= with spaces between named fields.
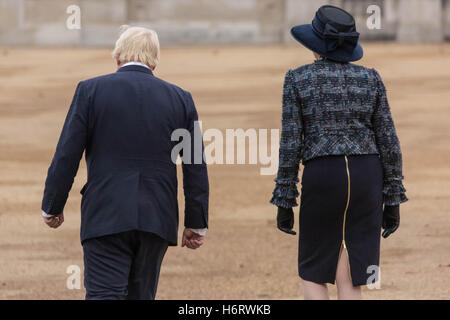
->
xmin=121 ymin=62 xmax=151 ymax=70
xmin=117 ymin=62 xmax=154 ymax=75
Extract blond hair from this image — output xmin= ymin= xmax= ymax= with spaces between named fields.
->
xmin=112 ymin=25 xmax=160 ymax=69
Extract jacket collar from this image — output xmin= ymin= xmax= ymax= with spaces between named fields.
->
xmin=117 ymin=65 xmax=154 ymax=75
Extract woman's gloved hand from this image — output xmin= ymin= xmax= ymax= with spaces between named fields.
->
xmin=277 ymin=207 xmax=296 ymax=235
xmin=382 ymin=205 xmax=400 ymax=238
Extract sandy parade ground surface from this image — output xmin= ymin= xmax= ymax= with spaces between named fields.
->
xmin=0 ymin=43 xmax=449 ymax=299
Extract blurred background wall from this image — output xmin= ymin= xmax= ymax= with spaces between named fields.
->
xmin=0 ymin=0 xmax=449 ymax=46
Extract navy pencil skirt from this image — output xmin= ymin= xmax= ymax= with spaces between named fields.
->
xmin=298 ymin=154 xmax=383 ymax=286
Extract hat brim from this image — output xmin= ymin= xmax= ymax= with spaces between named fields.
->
xmin=291 ymin=24 xmax=363 ymax=62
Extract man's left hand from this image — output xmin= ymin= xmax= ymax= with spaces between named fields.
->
xmin=182 ymin=228 xmax=205 ymax=249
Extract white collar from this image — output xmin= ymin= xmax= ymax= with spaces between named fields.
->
xmin=121 ymin=62 xmax=151 ymax=70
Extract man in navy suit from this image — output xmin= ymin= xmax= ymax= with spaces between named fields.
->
xmin=41 ymin=26 xmax=209 ymax=300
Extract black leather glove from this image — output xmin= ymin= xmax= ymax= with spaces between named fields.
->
xmin=277 ymin=207 xmax=296 ymax=235
xmin=382 ymin=205 xmax=400 ymax=238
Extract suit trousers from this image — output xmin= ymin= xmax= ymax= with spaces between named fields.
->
xmin=83 ymin=230 xmax=168 ymax=300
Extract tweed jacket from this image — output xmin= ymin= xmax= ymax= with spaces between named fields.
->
xmin=271 ymin=60 xmax=408 ymax=208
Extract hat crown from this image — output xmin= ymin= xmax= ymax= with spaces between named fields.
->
xmin=319 ymin=5 xmax=355 ymax=29
xmin=314 ymin=5 xmax=357 ymax=34
xmin=311 ymin=5 xmax=359 ymax=53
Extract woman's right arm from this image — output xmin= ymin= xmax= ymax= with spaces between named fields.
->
xmin=270 ymin=70 xmax=303 ymax=208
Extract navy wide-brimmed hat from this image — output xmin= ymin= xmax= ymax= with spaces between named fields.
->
xmin=291 ymin=5 xmax=363 ymax=62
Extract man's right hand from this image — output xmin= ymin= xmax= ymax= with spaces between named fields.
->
xmin=42 ymin=212 xmax=64 ymax=229
xmin=182 ymin=228 xmax=205 ymax=249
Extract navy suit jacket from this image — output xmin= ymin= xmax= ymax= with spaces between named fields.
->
xmin=42 ymin=65 xmax=209 ymax=245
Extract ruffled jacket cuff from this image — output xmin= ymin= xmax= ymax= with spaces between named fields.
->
xmin=383 ymin=181 xmax=408 ymax=206
xmin=270 ymin=179 xmax=299 ymax=208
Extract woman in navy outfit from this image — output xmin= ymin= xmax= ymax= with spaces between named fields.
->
xmin=271 ymin=6 xmax=407 ymax=300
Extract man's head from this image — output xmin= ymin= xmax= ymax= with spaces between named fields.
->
xmin=112 ymin=25 xmax=160 ymax=70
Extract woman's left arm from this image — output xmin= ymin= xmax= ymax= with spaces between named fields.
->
xmin=372 ymin=69 xmax=408 ymax=206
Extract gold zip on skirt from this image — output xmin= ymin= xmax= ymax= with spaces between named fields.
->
xmin=337 ymin=155 xmax=352 ymax=281
xmin=342 ymin=155 xmax=351 ymax=249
